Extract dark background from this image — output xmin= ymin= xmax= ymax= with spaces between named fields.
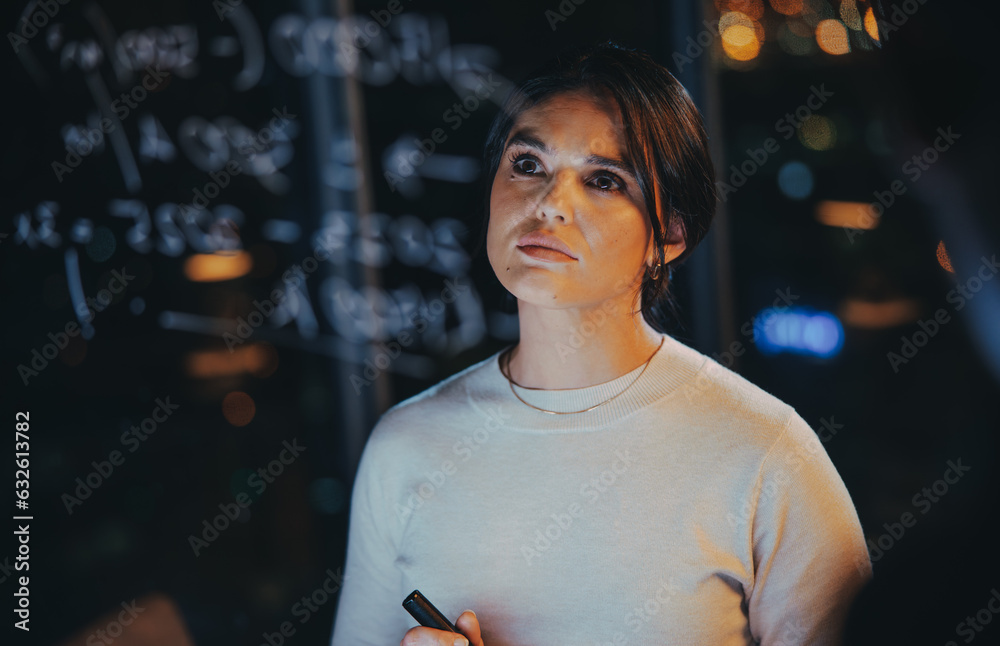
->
xmin=1 ymin=0 xmax=998 ymax=644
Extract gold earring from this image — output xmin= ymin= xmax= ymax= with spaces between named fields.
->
xmin=648 ymin=263 xmax=662 ymax=281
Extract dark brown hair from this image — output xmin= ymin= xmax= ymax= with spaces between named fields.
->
xmin=474 ymin=40 xmax=717 ymax=332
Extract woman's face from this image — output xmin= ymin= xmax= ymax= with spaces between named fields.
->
xmin=486 ymin=89 xmax=677 ymax=311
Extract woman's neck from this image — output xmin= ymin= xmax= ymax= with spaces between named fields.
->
xmin=505 ymin=297 xmax=665 ymax=390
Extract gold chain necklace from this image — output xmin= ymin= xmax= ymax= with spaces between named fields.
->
xmin=500 ymin=337 xmax=664 ymax=415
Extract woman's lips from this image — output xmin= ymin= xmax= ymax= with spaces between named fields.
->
xmin=515 ymin=231 xmax=578 ymax=261
xmin=517 ymin=245 xmax=577 ymax=262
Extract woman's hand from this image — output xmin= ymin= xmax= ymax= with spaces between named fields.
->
xmin=400 ymin=610 xmax=483 ymax=646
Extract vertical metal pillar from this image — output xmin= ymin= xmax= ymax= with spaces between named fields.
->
xmin=666 ymin=0 xmax=737 ymax=362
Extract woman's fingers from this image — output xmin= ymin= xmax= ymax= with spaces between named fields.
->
xmin=455 ymin=610 xmax=483 ymax=646
xmin=400 ymin=610 xmax=483 ymax=646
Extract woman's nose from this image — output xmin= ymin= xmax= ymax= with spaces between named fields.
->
xmin=534 ymin=169 xmax=578 ymax=224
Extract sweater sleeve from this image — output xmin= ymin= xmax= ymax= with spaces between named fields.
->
xmin=330 ymin=421 xmax=410 ymax=646
xmin=746 ymin=411 xmax=872 ymax=645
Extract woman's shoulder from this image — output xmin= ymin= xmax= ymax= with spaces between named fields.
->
xmin=667 ymin=338 xmax=801 ymax=446
xmin=367 ymin=348 xmax=503 ymax=440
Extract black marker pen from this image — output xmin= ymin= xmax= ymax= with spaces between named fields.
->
xmin=402 ymin=589 xmax=463 ymax=634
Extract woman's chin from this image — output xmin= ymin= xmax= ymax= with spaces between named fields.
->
xmin=508 ymin=282 xmax=585 ymax=309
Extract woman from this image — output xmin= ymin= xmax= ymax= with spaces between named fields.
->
xmin=331 ymin=41 xmax=871 ymax=646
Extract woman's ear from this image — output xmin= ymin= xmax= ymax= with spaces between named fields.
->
xmin=646 ymin=215 xmax=687 ymax=268
xmin=663 ymin=216 xmax=687 ymax=265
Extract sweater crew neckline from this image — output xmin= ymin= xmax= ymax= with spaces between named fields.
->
xmin=464 ymin=333 xmax=709 ymax=432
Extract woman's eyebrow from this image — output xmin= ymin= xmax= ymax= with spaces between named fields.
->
xmin=506 ymin=130 xmax=549 ymax=154
xmin=506 ymin=129 xmax=636 ymax=180
xmin=586 ymin=154 xmax=636 ymax=180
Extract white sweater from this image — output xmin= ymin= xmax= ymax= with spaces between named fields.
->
xmin=330 ymin=333 xmax=872 ymax=645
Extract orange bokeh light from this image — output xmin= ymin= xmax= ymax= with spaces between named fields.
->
xmin=770 ymin=0 xmax=803 ymax=16
xmin=816 ymin=19 xmax=851 ymax=55
xmin=185 ymin=343 xmax=279 ymax=379
xmin=222 ymin=391 xmax=256 ymax=427
xmin=839 ymin=298 xmax=922 ymax=329
xmin=936 ymin=240 xmax=954 ymax=273
xmin=721 ymin=12 xmax=763 ymax=61
xmin=183 ymin=250 xmax=253 ymax=282
xmin=864 ymin=7 xmax=881 ymax=42
xmin=720 ymin=0 xmax=764 ymax=21
xmin=815 ymin=201 xmax=879 ymax=230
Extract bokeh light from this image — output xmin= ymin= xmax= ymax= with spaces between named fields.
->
xmin=816 ymin=19 xmax=851 ymax=55
xmin=815 ymin=200 xmax=880 ymax=230
xmin=754 ymin=307 xmax=844 ymax=358
xmin=801 ymin=0 xmax=835 ymax=27
xmin=936 ymin=240 xmax=954 ymax=273
xmin=770 ymin=0 xmax=803 ymax=15
xmin=222 ymin=391 xmax=256 ymax=427
xmin=778 ymin=21 xmax=819 ymax=55
xmin=721 ymin=12 xmax=763 ymax=61
xmin=719 ymin=0 xmax=764 ymax=21
xmin=184 ymin=250 xmax=253 ymax=282
xmin=864 ymin=7 xmax=881 ymax=41
xmin=839 ymin=298 xmax=922 ymax=328
xmin=797 ymin=114 xmax=837 ymax=150
xmin=839 ymin=0 xmax=863 ymax=30
xmin=777 ymin=161 xmax=814 ymax=199
xmin=85 ymin=226 xmax=117 ymax=262
xmin=186 ymin=343 xmax=279 ymax=379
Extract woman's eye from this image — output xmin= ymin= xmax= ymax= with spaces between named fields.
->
xmin=592 ymin=174 xmax=623 ymax=191
xmin=511 ymin=155 xmax=542 ymax=175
